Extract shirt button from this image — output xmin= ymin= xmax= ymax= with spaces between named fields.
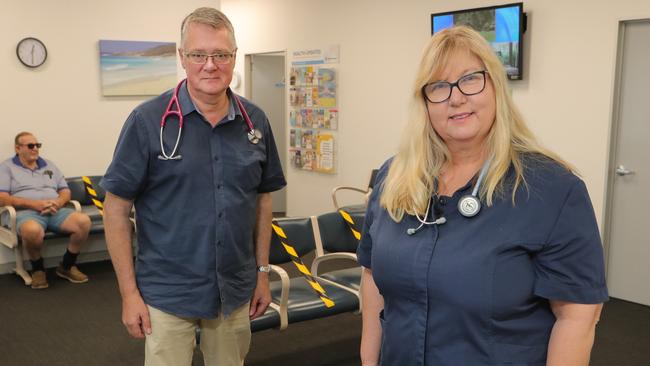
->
xmin=217 ymin=240 xmax=222 ymax=246
xmin=214 ymin=156 xmax=219 ymax=161
xmin=439 ymin=198 xmax=446 ymax=205
xmin=218 ymin=212 xmax=223 ymax=218
xmin=217 ymin=184 xmax=222 ymax=189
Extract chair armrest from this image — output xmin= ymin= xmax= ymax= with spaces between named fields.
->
xmin=65 ymin=200 xmax=82 ymax=212
xmin=311 ymin=252 xmax=358 ymax=276
xmin=0 ymin=205 xmax=17 ymax=229
xmin=331 ymin=186 xmax=369 ymax=211
xmin=0 ymin=206 xmax=18 ymax=248
xmin=312 ymin=252 xmax=363 ymax=312
xmin=129 ymin=208 xmax=137 ymax=233
xmin=269 ymin=264 xmax=290 ymax=330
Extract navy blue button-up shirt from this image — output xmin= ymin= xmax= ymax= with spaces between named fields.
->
xmin=101 ymin=80 xmax=286 ymax=318
xmin=358 ymin=155 xmax=608 ymax=365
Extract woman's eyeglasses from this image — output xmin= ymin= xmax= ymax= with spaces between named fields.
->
xmin=422 ymin=70 xmax=488 ymax=103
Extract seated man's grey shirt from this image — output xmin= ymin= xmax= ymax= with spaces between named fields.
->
xmin=0 ymin=156 xmax=69 ymax=212
xmin=101 ymin=81 xmax=286 ymax=319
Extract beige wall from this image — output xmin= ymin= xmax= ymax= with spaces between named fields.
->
xmin=0 ymin=0 xmax=219 ymax=175
xmin=223 ymin=0 xmax=650 ymax=224
xmin=0 ymin=0 xmax=218 ymax=267
xmin=2 ymin=0 xmax=650 ymax=224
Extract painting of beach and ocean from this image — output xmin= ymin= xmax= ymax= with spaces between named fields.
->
xmin=99 ymin=40 xmax=177 ymax=96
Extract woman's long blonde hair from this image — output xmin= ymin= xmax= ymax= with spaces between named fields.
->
xmin=381 ymin=26 xmax=572 ymax=222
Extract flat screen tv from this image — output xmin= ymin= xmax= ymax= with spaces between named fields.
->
xmin=431 ymin=2 xmax=526 ymax=80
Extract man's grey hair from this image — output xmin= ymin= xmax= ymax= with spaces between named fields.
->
xmin=15 ymin=131 xmax=34 ymax=146
xmin=180 ymin=7 xmax=237 ymax=49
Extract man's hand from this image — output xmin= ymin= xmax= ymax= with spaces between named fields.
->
xmin=49 ymin=199 xmax=63 ymax=209
xmin=249 ymin=273 xmax=271 ymax=319
xmin=33 ymin=200 xmax=57 ymax=215
xmin=121 ymin=292 xmax=152 ymax=339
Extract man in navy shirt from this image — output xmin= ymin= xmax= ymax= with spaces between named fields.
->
xmin=0 ymin=132 xmax=91 ymax=289
xmin=101 ymin=7 xmax=286 ymax=366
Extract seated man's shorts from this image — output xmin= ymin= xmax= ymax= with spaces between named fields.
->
xmin=16 ymin=208 xmax=75 ymax=233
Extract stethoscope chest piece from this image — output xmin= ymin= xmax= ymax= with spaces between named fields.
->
xmin=248 ymin=129 xmax=262 ymax=144
xmin=458 ymin=195 xmax=481 ymax=217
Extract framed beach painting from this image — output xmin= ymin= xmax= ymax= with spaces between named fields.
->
xmin=99 ymin=40 xmax=177 ymax=96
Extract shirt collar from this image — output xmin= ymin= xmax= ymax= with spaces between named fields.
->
xmin=177 ymin=80 xmax=240 ymax=123
xmin=433 ymin=175 xmax=476 ymax=198
xmin=12 ymin=155 xmax=47 ymax=170
xmin=177 ymin=79 xmax=197 ymax=117
xmin=228 ymin=88 xmax=244 ymax=121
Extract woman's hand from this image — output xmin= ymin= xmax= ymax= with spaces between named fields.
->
xmin=360 ymin=268 xmax=384 ymax=366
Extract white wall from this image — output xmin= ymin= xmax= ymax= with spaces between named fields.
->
xmin=0 ymin=0 xmax=219 ymax=175
xmin=0 ymin=0 xmax=219 ymax=268
xmin=2 ymin=0 xmax=650 ymax=226
xmin=222 ymin=0 xmax=650 ymax=224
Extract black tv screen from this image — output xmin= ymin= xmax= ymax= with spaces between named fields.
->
xmin=431 ymin=2 xmax=525 ymax=80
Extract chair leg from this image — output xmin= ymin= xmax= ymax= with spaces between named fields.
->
xmin=14 ymin=243 xmax=32 ymax=286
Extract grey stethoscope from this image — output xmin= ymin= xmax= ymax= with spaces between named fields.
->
xmin=407 ymin=158 xmax=491 ymax=235
xmin=158 ymin=79 xmax=262 ymax=161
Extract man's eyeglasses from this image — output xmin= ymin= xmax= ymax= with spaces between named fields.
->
xmin=184 ymin=51 xmax=236 ymax=65
xmin=19 ymin=143 xmax=42 ymax=150
xmin=422 ymin=70 xmax=488 ymax=103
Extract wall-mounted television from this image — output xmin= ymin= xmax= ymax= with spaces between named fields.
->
xmin=431 ymin=2 xmax=526 ymax=80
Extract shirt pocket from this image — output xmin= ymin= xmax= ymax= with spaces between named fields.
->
xmin=40 ymin=171 xmax=58 ymax=191
xmin=226 ymin=148 xmax=264 ymax=192
xmin=149 ymin=153 xmax=196 ymax=182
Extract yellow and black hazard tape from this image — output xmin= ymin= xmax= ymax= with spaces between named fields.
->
xmin=338 ymin=209 xmax=361 ymax=241
xmin=82 ymin=176 xmax=104 ymax=216
xmin=271 ymin=220 xmax=335 ymax=308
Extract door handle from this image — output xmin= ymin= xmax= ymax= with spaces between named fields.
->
xmin=616 ymin=165 xmax=635 ymax=176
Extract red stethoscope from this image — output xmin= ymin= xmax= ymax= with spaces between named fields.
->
xmin=158 ymin=79 xmax=262 ymax=161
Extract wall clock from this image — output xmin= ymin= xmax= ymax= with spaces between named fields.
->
xmin=16 ymin=37 xmax=48 ymax=68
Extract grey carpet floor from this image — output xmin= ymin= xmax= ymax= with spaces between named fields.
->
xmin=0 ymin=260 xmax=647 ymax=366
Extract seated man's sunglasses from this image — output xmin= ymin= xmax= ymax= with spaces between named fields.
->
xmin=20 ymin=143 xmax=43 ymax=149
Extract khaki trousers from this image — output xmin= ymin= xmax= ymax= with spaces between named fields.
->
xmin=145 ymin=303 xmax=251 ymax=366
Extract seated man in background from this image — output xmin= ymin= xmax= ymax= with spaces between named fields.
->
xmin=0 ymin=132 xmax=91 ymax=289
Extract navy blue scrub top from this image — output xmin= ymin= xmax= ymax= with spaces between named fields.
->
xmin=357 ymin=155 xmax=608 ymax=366
xmin=101 ymin=81 xmax=286 ymax=319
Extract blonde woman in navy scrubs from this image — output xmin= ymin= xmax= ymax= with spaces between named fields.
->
xmin=358 ymin=26 xmax=607 ymax=366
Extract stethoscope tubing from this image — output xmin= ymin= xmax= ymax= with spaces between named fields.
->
xmin=233 ymin=91 xmax=254 ymax=131
xmin=159 ymin=81 xmax=185 ymax=160
xmin=414 ymin=158 xmax=491 ymax=224
xmin=159 ymin=79 xmax=259 ymax=160
xmin=471 ymin=158 xmax=490 ymax=197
